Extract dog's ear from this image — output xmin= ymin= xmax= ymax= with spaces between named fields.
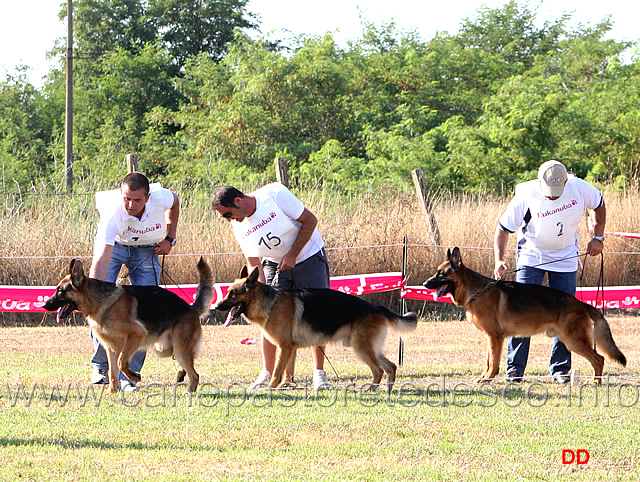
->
xmin=446 ymin=248 xmax=452 ymax=260
xmin=246 ymin=267 xmax=260 ymax=287
xmin=70 ymin=260 xmax=85 ymax=287
xmin=239 ymin=264 xmax=249 ymax=278
xmin=450 ymin=247 xmax=463 ymax=271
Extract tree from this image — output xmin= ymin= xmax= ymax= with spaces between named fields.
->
xmin=148 ymin=0 xmax=258 ymax=72
xmin=0 ymin=71 xmax=50 ymax=188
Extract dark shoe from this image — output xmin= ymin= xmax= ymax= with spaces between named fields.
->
xmin=91 ymin=369 xmax=108 ymax=385
xmin=506 ymin=371 xmax=523 ymax=383
xmin=552 ymin=372 xmax=570 ymax=384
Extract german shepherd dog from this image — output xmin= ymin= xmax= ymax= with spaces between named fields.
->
xmin=424 ymin=247 xmax=627 ymax=383
xmin=214 ymin=267 xmax=418 ymax=390
xmin=44 ymin=257 xmax=214 ymax=393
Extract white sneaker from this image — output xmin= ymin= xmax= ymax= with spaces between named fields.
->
xmin=248 ymin=370 xmax=271 ymax=390
xmin=120 ymin=380 xmax=139 ymax=392
xmin=313 ymin=369 xmax=331 ymax=390
xmin=91 ymin=368 xmax=108 ymax=385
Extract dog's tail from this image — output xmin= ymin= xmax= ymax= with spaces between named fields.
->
xmin=589 ymin=306 xmax=627 ymax=366
xmin=191 ymin=257 xmax=214 ymax=317
xmin=381 ymin=307 xmax=418 ymax=333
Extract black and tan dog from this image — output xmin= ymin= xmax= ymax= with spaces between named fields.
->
xmin=214 ymin=267 xmax=418 ymax=390
xmin=44 ymin=257 xmax=213 ymax=393
xmin=424 ymin=247 xmax=626 ymax=383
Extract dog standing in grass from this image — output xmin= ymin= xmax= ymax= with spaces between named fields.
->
xmin=424 ymin=247 xmax=626 ymax=383
xmin=44 ymin=257 xmax=213 ymax=393
xmin=215 ymin=267 xmax=418 ymax=390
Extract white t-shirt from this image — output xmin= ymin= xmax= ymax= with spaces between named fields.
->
xmin=498 ymin=175 xmax=603 ymax=272
xmin=232 ymin=183 xmax=324 ymax=264
xmin=94 ymin=186 xmax=175 ymax=247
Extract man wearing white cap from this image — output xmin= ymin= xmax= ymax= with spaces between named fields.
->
xmin=493 ymin=160 xmax=606 ymax=383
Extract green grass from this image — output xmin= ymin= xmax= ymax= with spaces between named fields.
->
xmin=1 ymin=320 xmax=639 ymax=480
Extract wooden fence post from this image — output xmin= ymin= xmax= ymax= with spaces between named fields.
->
xmin=411 ymin=168 xmax=441 ymax=246
xmin=274 ymin=157 xmax=289 ymax=188
xmin=126 ymin=153 xmax=139 ymax=173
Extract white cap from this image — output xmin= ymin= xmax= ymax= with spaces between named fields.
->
xmin=538 ymin=160 xmax=568 ymax=197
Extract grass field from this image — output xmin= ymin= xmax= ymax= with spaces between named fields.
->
xmin=1 ymin=314 xmax=639 ymax=480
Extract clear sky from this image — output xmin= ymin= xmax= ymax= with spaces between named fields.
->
xmin=2 ymin=0 xmax=638 ymax=87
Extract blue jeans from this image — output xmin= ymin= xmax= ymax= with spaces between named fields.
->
xmin=506 ymin=266 xmax=576 ymax=376
xmin=90 ymin=244 xmax=161 ymax=382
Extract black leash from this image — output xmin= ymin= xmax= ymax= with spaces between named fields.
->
xmin=116 ymin=250 xmax=156 ymax=285
xmin=118 ymin=251 xmax=191 ymax=297
xmin=506 ymin=251 xmax=606 ymax=313
xmin=507 ymin=252 xmax=589 ymax=275
xmin=580 ymin=252 xmax=605 ymax=315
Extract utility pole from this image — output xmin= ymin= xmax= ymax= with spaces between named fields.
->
xmin=65 ymin=0 xmax=74 ymax=192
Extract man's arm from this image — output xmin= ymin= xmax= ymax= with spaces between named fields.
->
xmin=279 ymin=208 xmax=317 ymax=271
xmin=586 ymin=201 xmax=606 ymax=256
xmin=493 ymin=226 xmax=511 ymax=279
xmin=246 ymin=257 xmax=266 ymax=282
xmin=89 ymin=244 xmax=114 ymax=280
xmin=155 ymin=192 xmax=180 ymax=255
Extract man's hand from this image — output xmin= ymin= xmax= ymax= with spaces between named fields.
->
xmin=586 ymin=238 xmax=604 ymax=256
xmin=154 ymin=239 xmax=173 ymax=256
xmin=278 ymin=252 xmax=297 ymax=271
xmin=494 ymin=261 xmax=509 ymax=280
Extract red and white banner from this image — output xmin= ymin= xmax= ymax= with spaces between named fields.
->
xmin=0 ymin=272 xmax=404 ymax=313
xmin=605 ymin=231 xmax=640 ymax=239
xmin=401 ymin=285 xmax=640 ymax=310
xmin=2 ymin=271 xmax=639 ymax=312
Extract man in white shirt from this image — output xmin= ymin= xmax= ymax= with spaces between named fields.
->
xmin=90 ymin=172 xmax=180 ymax=391
xmin=212 ymin=183 xmax=331 ymax=390
xmin=494 ymin=160 xmax=606 ymax=384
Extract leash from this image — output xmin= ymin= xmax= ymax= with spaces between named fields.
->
xmin=506 ymin=251 xmax=606 ymax=315
xmin=467 ymin=279 xmax=500 ymax=304
xmin=580 ymin=252 xmax=605 ymax=315
xmin=506 ymin=252 xmax=589 ymax=275
xmin=116 ymin=249 xmax=156 ymax=286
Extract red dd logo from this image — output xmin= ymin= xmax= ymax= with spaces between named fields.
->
xmin=562 ymin=449 xmax=590 ymax=464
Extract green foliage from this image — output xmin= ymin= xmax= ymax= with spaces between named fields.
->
xmin=7 ymin=1 xmax=640 ymax=194
xmin=0 ymin=71 xmax=51 ymax=188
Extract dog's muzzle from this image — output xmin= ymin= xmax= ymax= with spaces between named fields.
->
xmin=43 ymin=297 xmax=78 ymax=323
xmin=214 ymin=301 xmax=246 ymax=327
xmin=423 ymin=277 xmax=453 ymax=299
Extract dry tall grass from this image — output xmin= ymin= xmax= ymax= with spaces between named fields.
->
xmin=2 ymin=182 xmax=640 ymax=297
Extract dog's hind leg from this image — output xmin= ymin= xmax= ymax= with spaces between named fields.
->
xmin=560 ymin=331 xmax=605 ymax=384
xmin=173 ymin=353 xmax=199 ymax=392
xmin=378 ymin=355 xmax=397 ymax=391
xmin=173 ymin=323 xmax=202 ymax=392
xmin=352 ymin=344 xmax=384 ymax=391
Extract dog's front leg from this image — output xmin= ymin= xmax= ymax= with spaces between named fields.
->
xmin=106 ymin=348 xmax=120 ymax=394
xmin=270 ymin=345 xmax=296 ymax=388
xmin=284 ymin=350 xmax=297 ymax=384
xmin=482 ymin=335 xmax=504 ymax=382
xmin=117 ymin=328 xmax=146 ymax=383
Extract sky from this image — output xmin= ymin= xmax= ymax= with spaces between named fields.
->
xmin=2 ymin=0 xmax=639 ymax=88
